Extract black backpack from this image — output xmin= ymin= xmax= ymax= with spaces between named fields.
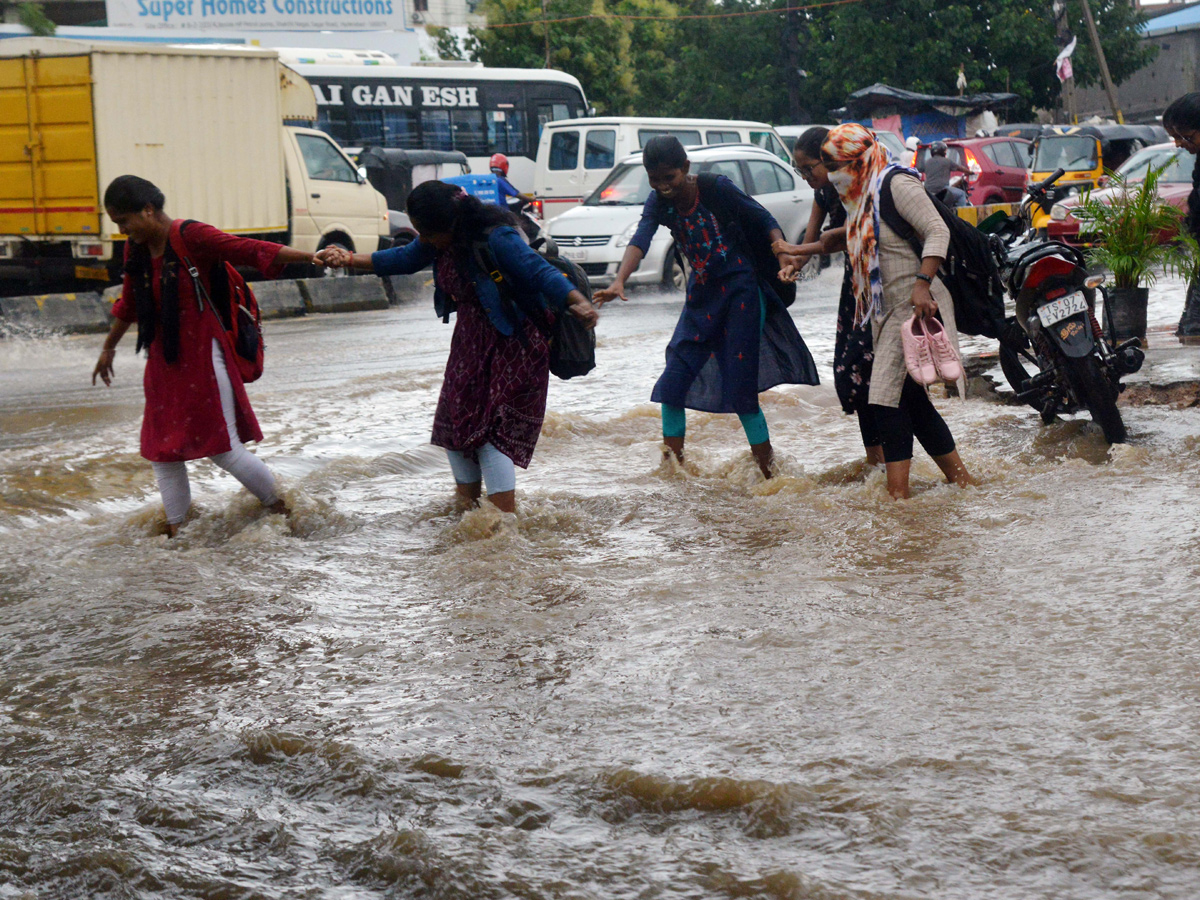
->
xmin=672 ymin=172 xmax=797 ymax=307
xmin=877 ymin=170 xmax=1006 ymax=339
xmin=472 ymin=232 xmax=596 ymax=380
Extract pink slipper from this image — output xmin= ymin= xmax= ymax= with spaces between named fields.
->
xmin=924 ymin=316 xmax=963 ymax=382
xmin=901 ymin=315 xmax=939 ymax=385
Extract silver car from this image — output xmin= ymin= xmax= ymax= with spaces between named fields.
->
xmin=548 ymin=144 xmax=814 ymax=290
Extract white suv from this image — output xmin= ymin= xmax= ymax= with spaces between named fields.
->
xmin=548 ymin=144 xmax=814 ymax=290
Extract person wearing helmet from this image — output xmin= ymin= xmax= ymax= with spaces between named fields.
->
xmin=917 ymin=140 xmax=971 ymax=206
xmin=489 ymin=153 xmax=534 ymax=208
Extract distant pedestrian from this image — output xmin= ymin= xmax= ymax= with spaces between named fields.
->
xmin=918 ymin=141 xmax=971 ymax=207
xmin=779 ymin=124 xmax=974 ymax=499
xmin=591 ymin=136 xmax=818 ymax=478
xmin=316 ymin=180 xmax=598 ymax=514
xmin=786 ymin=126 xmax=883 ymax=468
xmin=1163 ymin=93 xmax=1200 ymax=338
xmin=91 ymin=175 xmax=319 ymax=536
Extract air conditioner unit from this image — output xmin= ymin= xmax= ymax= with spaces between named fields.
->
xmin=411 ymin=10 xmax=424 ymax=22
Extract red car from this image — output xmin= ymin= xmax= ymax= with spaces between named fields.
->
xmin=914 ymin=136 xmax=1033 ymax=205
xmin=1048 ymin=142 xmax=1192 ymax=247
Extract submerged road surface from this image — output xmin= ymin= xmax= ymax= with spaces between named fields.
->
xmin=2 ymin=268 xmax=1200 ymax=899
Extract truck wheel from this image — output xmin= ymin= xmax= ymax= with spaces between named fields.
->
xmin=663 ymin=244 xmax=688 ymax=292
xmin=1063 ymin=354 xmax=1126 ymax=444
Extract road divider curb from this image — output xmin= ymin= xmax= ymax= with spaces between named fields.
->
xmin=0 ymin=292 xmax=111 ymax=334
xmin=297 ymin=277 xmax=390 ymax=314
xmin=254 ymin=280 xmax=308 ymax=318
xmin=1 ymin=275 xmax=425 ymax=336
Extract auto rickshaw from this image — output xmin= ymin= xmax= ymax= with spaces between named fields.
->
xmin=355 ymin=147 xmax=470 ymax=244
xmin=1026 ymin=124 xmax=1168 ymax=232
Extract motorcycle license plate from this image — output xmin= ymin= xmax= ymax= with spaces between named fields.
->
xmin=561 ymin=248 xmax=587 ymax=261
xmin=1037 ymin=291 xmax=1088 ymax=327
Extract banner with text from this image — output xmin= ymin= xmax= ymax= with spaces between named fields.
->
xmin=105 ymin=0 xmax=404 ymax=31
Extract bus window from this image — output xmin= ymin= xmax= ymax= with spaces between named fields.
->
xmin=584 ymin=130 xmax=616 ymax=169
xmin=488 ymin=110 xmax=527 ymax=155
xmin=639 ymin=129 xmax=701 ymax=148
xmin=382 ymin=110 xmax=420 ymax=149
xmin=550 ymin=130 xmax=580 ymax=170
xmin=421 ymin=110 xmax=452 ymax=151
xmin=751 ymin=131 xmax=790 ymax=161
xmin=537 ymin=102 xmax=572 ymax=137
xmin=451 ymin=110 xmax=487 ymax=156
xmin=706 ymin=131 xmax=740 ymax=144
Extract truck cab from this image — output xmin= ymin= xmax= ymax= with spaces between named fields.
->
xmin=283 ymin=126 xmax=389 ymax=256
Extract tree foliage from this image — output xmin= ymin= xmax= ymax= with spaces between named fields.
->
xmin=17 ymin=2 xmax=56 ymax=36
xmin=462 ymin=0 xmax=1154 ymax=122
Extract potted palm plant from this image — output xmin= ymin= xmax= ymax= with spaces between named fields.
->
xmin=1075 ymin=164 xmax=1184 ymax=346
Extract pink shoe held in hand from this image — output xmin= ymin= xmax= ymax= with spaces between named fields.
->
xmin=901 ymin=315 xmax=939 ymax=385
xmin=924 ymin=315 xmax=963 ymax=382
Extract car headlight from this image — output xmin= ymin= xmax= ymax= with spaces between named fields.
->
xmin=1050 ymin=203 xmax=1070 ymax=222
xmin=614 ymin=221 xmax=638 ymax=248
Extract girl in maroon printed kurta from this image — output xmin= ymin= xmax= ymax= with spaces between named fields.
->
xmin=93 ymin=176 xmax=319 ymax=536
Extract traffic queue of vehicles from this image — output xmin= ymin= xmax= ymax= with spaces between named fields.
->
xmin=0 ymin=33 xmax=1178 ymax=294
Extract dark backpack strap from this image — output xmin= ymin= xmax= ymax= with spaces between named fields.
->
xmin=471 ymin=226 xmax=549 ymax=338
xmin=877 ymin=169 xmax=925 ymax=260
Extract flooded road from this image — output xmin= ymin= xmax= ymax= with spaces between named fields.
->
xmin=3 ymin=268 xmax=1200 ymax=899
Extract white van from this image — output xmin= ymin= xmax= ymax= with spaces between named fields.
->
xmin=533 ymin=117 xmax=792 ymax=219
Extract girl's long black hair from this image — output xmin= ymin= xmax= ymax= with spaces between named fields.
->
xmin=406 ymin=180 xmax=518 ymax=246
xmin=1164 ymin=92 xmax=1200 ymax=238
xmin=103 ymin=176 xmax=182 ymax=363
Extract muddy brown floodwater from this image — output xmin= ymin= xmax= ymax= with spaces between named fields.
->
xmin=2 ymin=267 xmax=1200 ymax=900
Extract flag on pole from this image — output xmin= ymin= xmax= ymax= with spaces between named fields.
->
xmin=1056 ymin=36 xmax=1077 ymax=83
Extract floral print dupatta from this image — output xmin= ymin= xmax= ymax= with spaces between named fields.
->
xmin=822 ymin=124 xmax=900 ymax=328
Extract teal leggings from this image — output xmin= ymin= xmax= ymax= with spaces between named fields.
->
xmin=662 ymin=404 xmax=770 ymax=445
xmin=661 ymin=290 xmax=770 ymax=446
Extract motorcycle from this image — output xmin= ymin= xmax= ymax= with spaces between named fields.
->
xmin=993 ymin=168 xmax=1145 ymax=444
xmin=508 ymin=197 xmax=558 ymax=258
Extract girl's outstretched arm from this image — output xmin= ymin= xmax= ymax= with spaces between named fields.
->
xmin=593 ymin=245 xmax=643 ymax=307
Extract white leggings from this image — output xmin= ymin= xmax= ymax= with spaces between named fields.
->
xmin=151 ymin=339 xmax=279 ymax=524
xmin=444 ymin=443 xmax=517 ymax=495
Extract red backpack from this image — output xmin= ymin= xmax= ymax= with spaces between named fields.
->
xmin=170 ymin=219 xmax=265 ymax=382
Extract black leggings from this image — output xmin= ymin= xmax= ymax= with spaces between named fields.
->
xmin=857 ymin=405 xmax=882 ymax=449
xmin=870 ymin=377 xmax=956 ymax=464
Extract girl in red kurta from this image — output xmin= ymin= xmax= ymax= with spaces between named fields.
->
xmin=92 ymin=176 xmax=318 ymax=537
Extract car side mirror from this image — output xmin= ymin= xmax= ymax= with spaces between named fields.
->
xmin=357 ymin=166 xmax=368 ymax=183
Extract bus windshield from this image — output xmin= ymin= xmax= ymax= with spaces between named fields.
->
xmin=1034 ymin=136 xmax=1098 ymax=172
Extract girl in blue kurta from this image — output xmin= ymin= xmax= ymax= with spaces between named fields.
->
xmin=593 ymin=137 xmax=818 ymax=478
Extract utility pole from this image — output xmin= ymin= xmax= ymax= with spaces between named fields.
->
xmin=541 ymin=0 xmax=551 ymax=68
xmin=1052 ymin=0 xmax=1077 ymax=124
xmin=1079 ymin=0 xmax=1124 ymax=123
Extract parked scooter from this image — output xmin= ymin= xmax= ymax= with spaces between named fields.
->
xmin=993 ymin=169 xmax=1145 ymax=443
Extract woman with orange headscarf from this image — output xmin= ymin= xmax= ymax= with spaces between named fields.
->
xmin=777 ymin=124 xmax=974 ymax=499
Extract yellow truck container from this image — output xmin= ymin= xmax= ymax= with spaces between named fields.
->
xmin=0 ymin=38 xmax=387 ymax=288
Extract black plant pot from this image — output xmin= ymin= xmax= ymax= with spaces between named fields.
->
xmin=1107 ymin=286 xmax=1149 ymax=346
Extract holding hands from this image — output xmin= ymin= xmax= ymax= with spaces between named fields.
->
xmin=315 ymin=246 xmax=354 ymax=269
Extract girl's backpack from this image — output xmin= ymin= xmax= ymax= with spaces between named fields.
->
xmin=877 ymin=170 xmax=1007 ymax=339
xmin=472 ymin=231 xmax=596 ymax=380
xmin=171 ymin=220 xmax=266 ymax=383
